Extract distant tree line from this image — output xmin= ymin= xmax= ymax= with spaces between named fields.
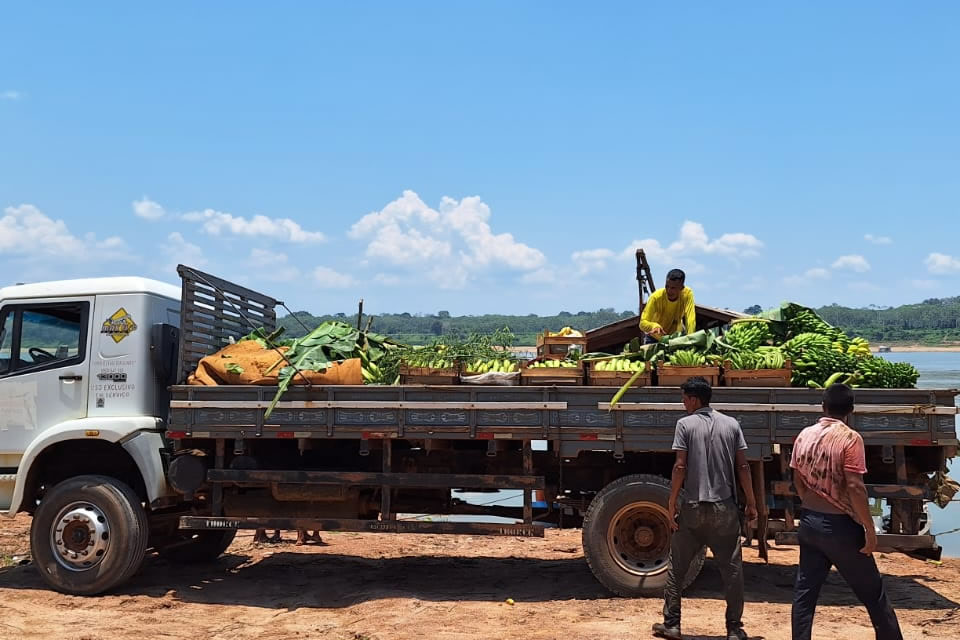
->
xmin=275 ymin=296 xmax=960 ymax=346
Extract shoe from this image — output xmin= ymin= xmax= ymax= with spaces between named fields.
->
xmin=727 ymin=628 xmax=747 ymax=640
xmin=652 ymin=622 xmax=682 ymax=639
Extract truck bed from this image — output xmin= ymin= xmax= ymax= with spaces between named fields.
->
xmin=170 ymin=384 xmax=959 ymax=459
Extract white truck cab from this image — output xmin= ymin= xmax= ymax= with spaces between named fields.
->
xmin=0 ymin=276 xmax=186 ymax=594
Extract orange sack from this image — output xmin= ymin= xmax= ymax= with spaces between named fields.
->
xmin=188 ymin=341 xmax=363 ymax=386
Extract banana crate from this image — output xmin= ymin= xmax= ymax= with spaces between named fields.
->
xmin=399 ymin=363 xmax=461 ymax=385
xmin=586 ymin=359 xmax=652 ymax=387
xmin=536 ymin=329 xmax=588 ymax=361
xmin=722 ymin=360 xmax=793 ymax=387
xmin=520 ymin=358 xmax=584 ymax=386
xmin=655 ymin=362 xmax=720 ymax=387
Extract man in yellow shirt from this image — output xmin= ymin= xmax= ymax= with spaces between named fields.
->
xmin=640 ymin=269 xmax=696 ymax=341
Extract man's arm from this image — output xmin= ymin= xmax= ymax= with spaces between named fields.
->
xmin=683 ymin=289 xmax=696 ymax=335
xmin=735 ymin=449 xmax=758 ymax=524
xmin=639 ymin=290 xmax=664 ymax=335
xmin=845 ymin=470 xmax=878 ymax=555
xmin=668 ymin=449 xmax=687 ymax=531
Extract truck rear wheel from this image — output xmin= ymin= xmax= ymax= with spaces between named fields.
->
xmin=583 ymin=474 xmax=705 ymax=597
xmin=30 ymin=475 xmax=149 ymax=595
xmin=157 ymin=529 xmax=237 ymax=563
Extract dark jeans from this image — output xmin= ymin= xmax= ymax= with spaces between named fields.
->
xmin=663 ymin=498 xmax=744 ymax=631
xmin=792 ymin=510 xmax=903 ymax=640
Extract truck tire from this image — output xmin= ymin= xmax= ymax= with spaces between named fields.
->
xmin=156 ymin=529 xmax=237 ymax=564
xmin=582 ymin=474 xmax=705 ymax=597
xmin=30 ymin=475 xmax=149 ymax=596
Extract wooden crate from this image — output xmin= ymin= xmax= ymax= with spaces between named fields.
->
xmin=655 ymin=363 xmax=720 ymax=387
xmin=536 ymin=331 xmax=588 ymax=361
xmin=723 ymin=361 xmax=793 ymax=387
xmin=585 ymin=361 xmax=652 ymax=387
xmin=399 ymin=364 xmax=460 ymax=385
xmin=520 ymin=359 xmax=584 ymax=385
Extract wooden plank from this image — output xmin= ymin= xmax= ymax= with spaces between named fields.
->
xmin=180 ymin=516 xmax=545 ymax=537
xmin=171 ymin=400 xmax=567 ymax=410
xmin=601 ymin=402 xmax=960 ymax=416
xmin=207 ymin=469 xmax=546 ymax=489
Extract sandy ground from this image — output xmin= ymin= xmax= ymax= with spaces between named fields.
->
xmin=1 ymin=514 xmax=958 ymax=640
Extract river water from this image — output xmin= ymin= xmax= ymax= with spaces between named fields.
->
xmin=881 ymin=352 xmax=960 ymax=557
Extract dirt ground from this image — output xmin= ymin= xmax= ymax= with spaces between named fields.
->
xmin=1 ymin=515 xmax=958 ymax=640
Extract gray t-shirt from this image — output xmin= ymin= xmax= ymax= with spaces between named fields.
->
xmin=672 ymin=407 xmax=748 ymax=503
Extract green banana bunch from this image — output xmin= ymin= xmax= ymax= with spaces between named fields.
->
xmin=528 ymin=360 xmax=579 ymax=368
xmin=464 ymin=358 xmax=519 ymax=374
xmin=725 ymin=320 xmax=773 ymax=351
xmin=594 ymin=358 xmax=646 ymax=372
xmin=668 ymin=349 xmax=706 ymax=367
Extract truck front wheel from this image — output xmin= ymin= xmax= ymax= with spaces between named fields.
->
xmin=30 ymin=475 xmax=149 ymax=595
xmin=583 ymin=474 xmax=705 ymax=597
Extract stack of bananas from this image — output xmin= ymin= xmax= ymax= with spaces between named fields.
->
xmin=834 ymin=336 xmax=871 ymax=358
xmin=667 ymin=349 xmax=707 ymax=367
xmin=593 ymin=358 xmax=646 ymax=372
xmin=726 ymin=347 xmax=786 ymax=370
xmin=464 ymin=359 xmax=519 ymax=374
xmin=528 ymin=360 xmax=580 ymax=368
xmin=725 ymin=321 xmax=773 ymax=351
xmin=547 ymin=326 xmax=584 ymax=338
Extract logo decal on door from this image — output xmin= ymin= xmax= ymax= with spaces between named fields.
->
xmin=101 ymin=308 xmax=138 ymax=343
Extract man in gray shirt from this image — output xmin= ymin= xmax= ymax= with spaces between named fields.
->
xmin=653 ymin=377 xmax=758 ymax=640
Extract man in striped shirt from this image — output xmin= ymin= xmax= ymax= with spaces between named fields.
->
xmin=790 ymin=384 xmax=903 ymax=640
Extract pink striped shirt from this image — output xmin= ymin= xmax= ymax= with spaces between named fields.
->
xmin=790 ymin=417 xmax=867 ymax=518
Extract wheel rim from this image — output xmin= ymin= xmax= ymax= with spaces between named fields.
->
xmin=50 ymin=501 xmax=111 ymax=572
xmin=606 ymin=501 xmax=671 ymax=577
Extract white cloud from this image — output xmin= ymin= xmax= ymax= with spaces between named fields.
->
xmin=132 ymin=197 xmax=166 ymax=220
xmin=926 ymin=252 xmax=960 ymax=274
xmin=0 ymin=204 xmax=134 ymax=264
xmin=161 ymin=232 xmax=206 ymax=271
xmin=1 ymin=90 xmax=21 ymax=100
xmin=249 ymin=248 xmax=300 ymax=282
xmin=313 ymin=266 xmax=355 ymax=289
xmin=621 ymin=221 xmax=763 ymax=265
xmin=864 ymin=234 xmax=892 ymax=245
xmin=783 ymin=267 xmax=831 ymax=287
xmin=831 ymin=255 xmax=871 ymax=273
xmin=0 ymin=205 xmax=87 ymax=256
xmin=183 ymin=208 xmax=326 ymax=243
xmin=571 ymin=248 xmax=614 ymax=275
xmin=348 ymin=190 xmax=546 ymax=289
xmin=520 ymin=268 xmax=558 ymax=285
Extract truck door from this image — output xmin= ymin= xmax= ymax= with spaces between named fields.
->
xmin=0 ymin=298 xmax=93 ymax=510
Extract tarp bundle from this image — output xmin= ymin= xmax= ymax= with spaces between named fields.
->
xmin=188 ymin=340 xmax=363 ymax=386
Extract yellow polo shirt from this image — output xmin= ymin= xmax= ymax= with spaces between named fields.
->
xmin=640 ymin=286 xmax=696 ymax=336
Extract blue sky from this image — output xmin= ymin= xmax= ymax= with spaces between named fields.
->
xmin=1 ymin=3 xmax=958 ymax=316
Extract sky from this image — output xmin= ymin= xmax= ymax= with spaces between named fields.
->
xmin=1 ymin=3 xmax=958 ymax=316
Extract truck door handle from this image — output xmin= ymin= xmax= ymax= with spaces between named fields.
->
xmin=59 ymin=374 xmax=83 ymax=381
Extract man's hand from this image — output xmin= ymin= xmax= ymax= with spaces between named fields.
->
xmin=744 ymin=502 xmax=758 ymax=526
xmin=860 ymin=528 xmax=877 ymax=556
xmin=649 ymin=326 xmax=666 ymax=339
xmin=667 ymin=501 xmax=679 ymax=531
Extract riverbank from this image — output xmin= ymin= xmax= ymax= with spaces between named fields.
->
xmin=875 ymin=345 xmax=960 ymax=353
